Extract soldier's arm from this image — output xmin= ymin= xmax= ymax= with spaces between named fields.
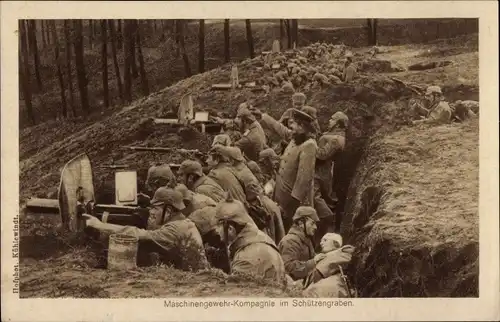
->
xmin=93 ymin=222 xmax=178 ymax=252
xmin=261 ymin=113 xmax=293 ymax=141
xmin=316 ymin=137 xmax=342 ymax=161
xmin=279 ymin=238 xmax=316 ymax=280
xmin=234 ymin=135 xmax=251 ymax=151
xmin=291 ymin=141 xmax=317 ymax=202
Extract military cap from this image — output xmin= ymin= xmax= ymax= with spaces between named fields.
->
xmin=178 ymin=160 xmax=203 ymax=176
xmin=151 ymin=187 xmax=186 ymax=211
xmin=292 ymin=206 xmax=320 ymax=222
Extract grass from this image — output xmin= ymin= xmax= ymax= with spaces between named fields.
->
xmin=19 ymin=26 xmax=479 ymax=297
xmin=345 ymin=118 xmax=479 ymax=297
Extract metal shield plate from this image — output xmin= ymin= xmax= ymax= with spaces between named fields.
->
xmin=114 ymin=170 xmax=138 ymax=206
xmin=58 ymin=153 xmax=95 ymax=231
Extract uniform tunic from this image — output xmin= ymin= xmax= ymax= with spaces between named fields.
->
xmin=278 ymin=226 xmax=316 ymax=280
xmin=229 ymin=224 xmax=286 ymax=283
xmin=191 ymin=175 xmax=226 ymax=203
xmin=234 ymin=121 xmax=267 ymax=162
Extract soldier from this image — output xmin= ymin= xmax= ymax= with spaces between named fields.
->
xmin=145 ymin=164 xmax=177 ymax=194
xmin=233 ymin=107 xmax=267 ymax=162
xmin=314 ymin=111 xmax=349 ymax=238
xmin=300 ymin=105 xmax=321 ymax=138
xmin=246 ymin=160 xmax=264 ymax=184
xmin=302 ymin=233 xmax=355 ymax=298
xmin=212 ymin=133 xmax=232 ymax=147
xmin=177 ymin=160 xmax=226 ymax=203
xmin=252 ymin=107 xmax=318 ymax=232
xmin=206 ymin=146 xmax=247 ymax=205
xmin=451 ymin=100 xmax=478 ymax=122
xmin=411 ymin=85 xmax=453 ymax=125
xmin=278 ymin=206 xmax=326 ymax=281
xmin=342 ymin=52 xmax=356 ymax=83
xmin=83 ymin=188 xmax=209 ymax=271
xmin=212 ymin=196 xmax=286 ymax=284
xmin=292 ymin=92 xmax=307 ymax=109
xmin=174 ymin=183 xmax=217 ymax=215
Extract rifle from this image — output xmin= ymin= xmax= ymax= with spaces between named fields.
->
xmin=123 ymin=146 xmax=205 ymax=156
xmin=339 ymin=266 xmax=353 ymax=298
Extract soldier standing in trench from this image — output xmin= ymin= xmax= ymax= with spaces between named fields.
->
xmin=251 ymin=107 xmax=318 ymax=232
xmin=314 ymin=111 xmax=349 ymax=238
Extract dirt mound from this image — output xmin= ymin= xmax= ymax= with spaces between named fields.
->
xmin=341 ymin=119 xmax=479 ymax=297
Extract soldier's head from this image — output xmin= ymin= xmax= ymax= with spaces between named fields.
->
xmin=149 ymin=187 xmax=186 ymax=227
xmin=320 ymin=233 xmax=343 ymax=253
xmin=344 ymin=51 xmax=353 ymax=65
xmin=328 ymin=111 xmax=349 ymax=131
xmin=212 ymin=134 xmax=232 ymax=148
xmin=259 ymin=148 xmax=280 ymax=172
xmin=213 ymin=195 xmax=254 ymax=244
xmin=208 ymin=145 xmax=239 ymax=166
xmin=236 ymin=106 xmax=256 ymax=129
xmin=289 ymin=108 xmax=316 ymax=143
xmin=145 ymin=164 xmax=176 ymax=195
xmin=424 ymin=85 xmax=443 ymax=104
xmin=292 ymin=92 xmax=307 ymax=109
xmin=292 ymin=206 xmax=320 ymax=237
xmin=177 ymin=160 xmax=204 ymax=188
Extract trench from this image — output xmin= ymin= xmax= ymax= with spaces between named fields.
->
xmin=330 ymin=84 xmax=479 ymax=297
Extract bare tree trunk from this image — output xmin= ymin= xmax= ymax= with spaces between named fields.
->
xmin=41 ymin=21 xmax=47 ymax=48
xmin=117 ymin=20 xmax=123 ymax=49
xmin=108 ymin=20 xmax=124 ymax=103
xmin=292 ymin=19 xmax=299 ymax=47
xmin=63 ymin=20 xmax=76 ymax=117
xmin=279 ymin=19 xmax=284 ymax=49
xmin=28 ymin=20 xmax=43 ymax=90
xmin=285 ymin=19 xmax=292 ymax=49
xmin=174 ymin=19 xmax=181 ymax=58
xmin=177 ymin=20 xmax=191 ymax=77
xmin=50 ymin=20 xmax=68 ymax=118
xmin=73 ymin=20 xmax=90 ymax=114
xmin=198 ymin=19 xmax=205 ymax=73
xmin=101 ymin=19 xmax=109 ymax=108
xmin=366 ymin=19 xmax=373 ymax=45
xmin=89 ymin=19 xmax=93 ymax=48
xmin=46 ymin=20 xmax=51 ymax=45
xmin=372 ymin=19 xmax=378 ymax=46
xmin=135 ymin=21 xmax=149 ymax=96
xmin=245 ymin=19 xmax=255 ymax=59
xmin=123 ymin=20 xmax=133 ymax=103
xmin=224 ymin=19 xmax=230 ymax=63
xmin=19 ymin=21 xmax=35 ymax=125
xmin=129 ymin=22 xmax=138 ymax=79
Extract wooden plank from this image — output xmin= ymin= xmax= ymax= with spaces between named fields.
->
xmin=25 ymin=198 xmax=59 ymax=214
xmin=153 ymin=118 xmax=179 ymax=124
xmin=212 ymin=83 xmax=232 ymax=90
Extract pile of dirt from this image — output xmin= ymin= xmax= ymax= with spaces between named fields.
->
xmin=20 ymin=244 xmax=302 ymax=298
xmin=341 ymin=119 xmax=479 ymax=297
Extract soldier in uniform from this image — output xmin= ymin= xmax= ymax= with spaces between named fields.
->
xmin=212 ymin=196 xmax=286 ymax=284
xmin=233 ymin=107 xmax=267 ymax=162
xmin=252 ymin=107 xmax=318 ymax=232
xmin=278 ymin=206 xmax=326 ymax=281
xmin=314 ymin=111 xmax=349 ymax=238
xmin=83 ymin=188 xmax=209 ymax=271
xmin=410 ymin=85 xmax=453 ymax=125
xmin=174 ymin=183 xmax=217 ymax=215
xmin=177 ymin=160 xmax=226 ymax=203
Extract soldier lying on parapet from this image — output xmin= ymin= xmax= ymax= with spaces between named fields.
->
xmin=252 ymin=107 xmax=317 ymax=232
xmin=342 ymin=52 xmax=357 ymax=83
xmin=410 ymin=85 xmax=453 ymax=125
xmin=451 ymin=100 xmax=478 ymax=122
xmin=177 ymin=160 xmax=226 ymax=203
xmin=278 ymin=207 xmax=326 ymax=281
xmin=302 ymin=233 xmax=355 ymax=298
xmin=83 ymin=188 xmax=209 ymax=271
xmin=212 ymin=196 xmax=286 ymax=284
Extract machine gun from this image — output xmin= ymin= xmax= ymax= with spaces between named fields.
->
xmin=24 ymin=154 xmax=150 ymax=234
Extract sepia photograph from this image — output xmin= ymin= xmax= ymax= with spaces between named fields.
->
xmin=2 ymin=1 xmax=499 ymax=321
